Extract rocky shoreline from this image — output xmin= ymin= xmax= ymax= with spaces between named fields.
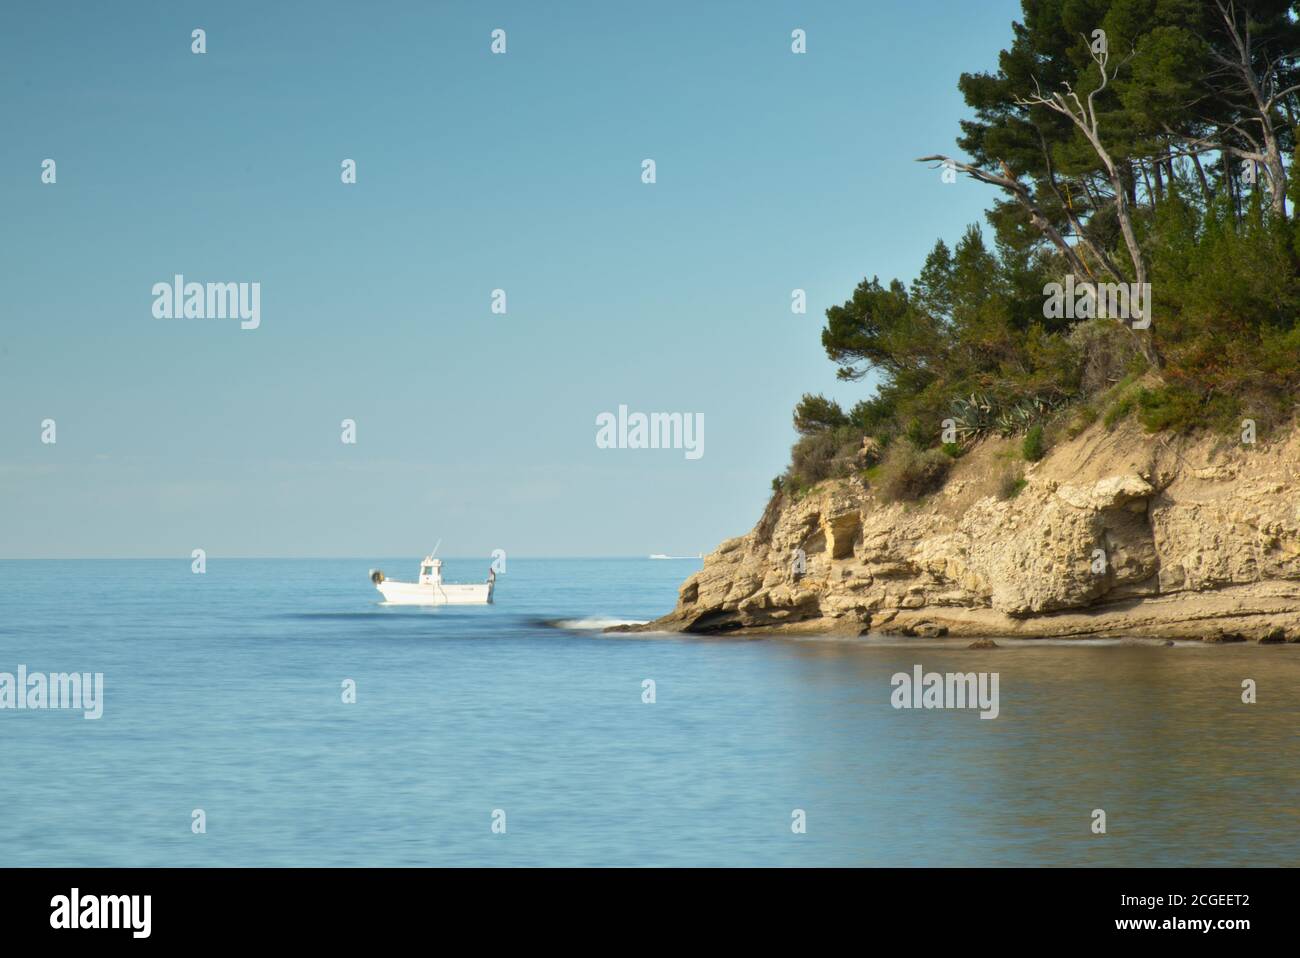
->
xmin=615 ymin=418 xmax=1300 ymax=643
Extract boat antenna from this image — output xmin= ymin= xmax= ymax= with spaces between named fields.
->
xmin=430 ymin=539 xmax=442 ymax=558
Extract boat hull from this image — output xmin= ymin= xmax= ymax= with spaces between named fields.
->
xmin=376 ymin=580 xmax=493 ymax=606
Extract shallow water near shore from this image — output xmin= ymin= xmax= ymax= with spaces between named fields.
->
xmin=1 ymin=557 xmax=1297 ymax=867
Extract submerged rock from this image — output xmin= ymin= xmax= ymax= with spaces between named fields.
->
xmin=967 ymin=638 xmax=1000 ymax=649
xmin=1202 ymin=631 xmax=1248 ymax=644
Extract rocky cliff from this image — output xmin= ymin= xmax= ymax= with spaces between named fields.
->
xmin=625 ymin=417 xmax=1300 ymax=640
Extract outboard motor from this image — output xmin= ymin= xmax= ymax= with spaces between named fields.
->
xmin=369 ymin=569 xmax=385 ymax=585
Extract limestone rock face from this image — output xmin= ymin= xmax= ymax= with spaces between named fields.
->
xmin=626 ymin=422 xmax=1300 ymax=640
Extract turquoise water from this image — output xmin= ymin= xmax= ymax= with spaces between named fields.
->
xmin=1 ymin=557 xmax=1298 ymax=866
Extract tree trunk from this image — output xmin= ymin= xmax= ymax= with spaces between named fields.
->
xmin=1217 ymin=1 xmax=1289 ymax=218
xmin=1190 ymin=152 xmax=1213 ymax=205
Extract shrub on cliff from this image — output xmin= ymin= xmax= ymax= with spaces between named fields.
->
xmin=783 ymin=425 xmax=863 ymax=494
xmin=1022 ymin=425 xmax=1045 ymax=462
xmin=874 ymin=444 xmax=952 ymax=502
xmin=997 ymin=467 xmax=1026 ymax=500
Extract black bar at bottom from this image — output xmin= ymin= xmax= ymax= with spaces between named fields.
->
xmin=0 ymin=867 xmax=1286 ymax=944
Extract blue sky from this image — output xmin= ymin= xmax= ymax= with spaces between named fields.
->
xmin=0 ymin=0 xmax=1021 ymax=558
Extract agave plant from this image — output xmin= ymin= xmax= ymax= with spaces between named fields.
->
xmin=950 ymin=393 xmax=1059 ymax=442
xmin=948 ymin=392 xmax=996 ymax=443
xmin=994 ymin=397 xmax=1058 ymax=437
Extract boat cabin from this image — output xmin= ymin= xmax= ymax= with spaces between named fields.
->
xmin=418 ymin=557 xmax=443 ymax=585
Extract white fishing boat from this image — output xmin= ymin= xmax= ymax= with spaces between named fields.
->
xmin=369 ymin=555 xmax=496 ymax=606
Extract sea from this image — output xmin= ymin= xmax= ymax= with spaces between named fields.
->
xmin=1 ymin=557 xmax=1297 ymax=867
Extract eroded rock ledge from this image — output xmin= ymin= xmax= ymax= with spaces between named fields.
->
xmin=618 ymin=419 xmax=1300 ymax=640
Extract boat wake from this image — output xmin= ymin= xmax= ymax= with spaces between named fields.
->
xmin=540 ymin=616 xmax=648 ymax=632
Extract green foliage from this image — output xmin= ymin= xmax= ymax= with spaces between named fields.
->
xmin=874 ymin=444 xmax=952 ymax=502
xmin=1066 ymin=403 xmax=1099 ymax=438
xmin=903 ymin=418 xmax=933 ymax=449
xmin=948 ymin=393 xmax=996 ymax=444
xmin=818 ymin=227 xmax=1081 ymax=452
xmin=781 ymin=425 xmax=863 ymax=494
xmin=1135 ymin=386 xmax=1194 ymax=432
xmin=793 ymin=394 xmax=849 ymax=435
xmin=1143 ymin=194 xmax=1300 ymax=432
xmin=776 ymin=0 xmax=1300 ymax=499
xmin=1103 ymin=395 xmax=1135 ymax=429
xmin=1022 ymin=425 xmax=1046 ymax=461
xmin=1135 ymin=384 xmax=1241 ymax=434
xmin=948 ymin=391 xmax=1061 ymax=445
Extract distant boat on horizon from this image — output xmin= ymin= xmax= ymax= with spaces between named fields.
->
xmin=649 ymin=553 xmax=703 ymax=560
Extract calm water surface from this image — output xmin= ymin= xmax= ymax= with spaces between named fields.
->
xmin=1 ymin=558 xmax=1297 ymax=866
